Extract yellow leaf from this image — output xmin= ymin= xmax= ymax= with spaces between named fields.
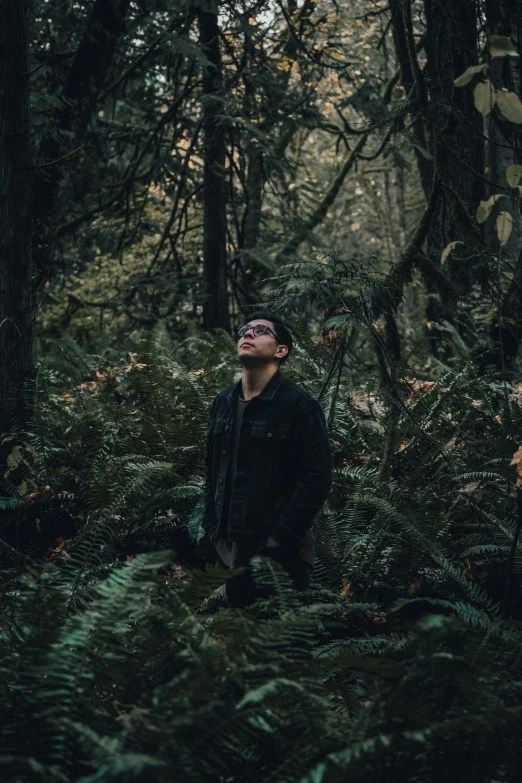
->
xmin=340 ymin=578 xmax=351 ymax=599
xmin=511 ymin=446 xmax=522 ymax=465
xmin=476 ymin=203 xmax=488 ymax=223
xmin=506 ymin=164 xmax=522 ymax=187
xmin=488 ymin=35 xmax=519 ymax=58
xmin=351 ymin=222 xmax=361 ymax=231
xmin=473 ymin=80 xmax=496 ymax=115
xmin=459 ymin=481 xmax=480 ymax=494
xmin=496 ymin=210 xmax=513 ymax=245
xmin=454 ymin=63 xmax=487 ymax=87
xmin=7 ymin=445 xmax=23 ymax=472
xmin=476 ymin=193 xmax=506 ymax=224
xmin=496 ymin=90 xmax=522 ymax=123
xmin=441 ymin=240 xmax=464 ymax=263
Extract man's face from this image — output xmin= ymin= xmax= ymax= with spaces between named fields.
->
xmin=237 ymin=319 xmax=288 ymax=366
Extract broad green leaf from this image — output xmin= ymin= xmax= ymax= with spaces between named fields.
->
xmin=441 ymin=241 xmax=464 ymax=263
xmin=473 ymin=80 xmax=496 ymax=115
xmin=6 ymin=445 xmax=23 ymax=472
xmin=18 ymin=480 xmax=27 ymax=497
xmin=488 ymin=35 xmax=519 ymax=58
xmin=476 ymin=194 xmax=506 ymax=223
xmin=496 ymin=210 xmax=513 ymax=245
xmin=506 ymin=164 xmax=522 ymax=187
xmin=496 ymin=90 xmax=522 ymax=123
xmin=454 ymin=64 xmax=487 ymax=87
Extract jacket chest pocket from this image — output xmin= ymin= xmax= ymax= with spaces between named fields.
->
xmin=250 ymin=422 xmax=288 ymax=468
xmin=212 ymin=418 xmax=231 ymax=458
xmin=251 ymin=422 xmax=290 ymax=443
xmin=213 ymin=419 xmax=231 ymax=436
xmin=250 ymin=423 xmax=290 ymax=483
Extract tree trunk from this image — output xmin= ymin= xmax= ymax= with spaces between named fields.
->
xmin=485 ymin=0 xmax=522 ymax=375
xmin=234 ymin=0 xmax=317 ymax=300
xmin=33 ymin=0 xmax=131 ymax=286
xmin=197 ymin=0 xmax=230 ymax=332
xmin=242 ymin=144 xmax=264 ymax=254
xmin=422 ymin=0 xmax=483 ymax=356
xmin=0 ymin=0 xmax=34 ymax=434
xmin=388 ymin=0 xmax=433 ymax=200
xmin=61 ymin=0 xmax=131 ymax=145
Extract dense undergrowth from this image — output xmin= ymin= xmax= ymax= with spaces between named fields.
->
xmin=2 ymin=277 xmax=522 ymax=781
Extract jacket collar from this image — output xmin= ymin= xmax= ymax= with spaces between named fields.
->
xmin=226 ymin=369 xmax=283 ymax=406
xmin=258 ymin=369 xmax=284 ymax=401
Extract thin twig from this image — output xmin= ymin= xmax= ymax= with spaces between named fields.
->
xmin=33 ymin=146 xmax=82 ymax=169
xmin=22 ymin=57 xmax=49 ymax=75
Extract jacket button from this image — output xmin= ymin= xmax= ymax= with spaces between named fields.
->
xmin=219 ymin=478 xmax=223 ymax=484
xmin=225 ymin=424 xmax=229 ymax=430
xmin=267 ymin=432 xmax=273 ymax=438
xmin=222 ymin=449 xmax=226 ymax=456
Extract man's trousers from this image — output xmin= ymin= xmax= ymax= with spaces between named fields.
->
xmin=225 ymin=545 xmax=312 ymax=608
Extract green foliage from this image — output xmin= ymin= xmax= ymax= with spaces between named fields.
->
xmin=4 ymin=1 xmax=520 ymax=779
xmin=0 ymin=551 xmax=345 ymax=782
xmin=1 ymin=313 xmax=522 ymax=781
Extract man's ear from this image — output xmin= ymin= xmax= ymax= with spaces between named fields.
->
xmin=275 ymin=344 xmax=289 ymax=361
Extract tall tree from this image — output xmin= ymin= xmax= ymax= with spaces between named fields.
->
xmin=33 ymin=0 xmax=131 ymax=286
xmin=422 ymin=0 xmax=483 ymax=354
xmin=197 ymin=0 xmax=229 ymax=332
xmin=0 ymin=0 xmax=34 ymax=433
xmin=484 ymin=0 xmax=522 ymax=375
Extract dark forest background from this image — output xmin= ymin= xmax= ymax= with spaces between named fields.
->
xmin=2 ymin=1 xmax=522 ymax=781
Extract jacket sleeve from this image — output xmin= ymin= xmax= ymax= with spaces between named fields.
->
xmin=202 ymin=397 xmax=219 ymax=534
xmin=271 ymin=399 xmax=332 ymax=546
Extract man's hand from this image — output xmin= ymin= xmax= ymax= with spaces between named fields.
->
xmin=265 ymin=535 xmax=282 ymax=548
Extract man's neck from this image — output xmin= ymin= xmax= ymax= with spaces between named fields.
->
xmin=240 ymin=364 xmax=279 ymax=400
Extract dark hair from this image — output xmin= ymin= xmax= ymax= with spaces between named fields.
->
xmin=242 ymin=309 xmax=293 ymax=364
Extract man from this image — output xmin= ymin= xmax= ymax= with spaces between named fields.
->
xmin=202 ymin=310 xmax=332 ymax=608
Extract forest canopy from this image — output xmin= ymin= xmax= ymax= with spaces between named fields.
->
xmin=1 ymin=1 xmax=522 ymax=781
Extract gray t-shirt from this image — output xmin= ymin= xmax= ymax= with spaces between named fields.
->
xmin=209 ymin=392 xmax=315 ymax=569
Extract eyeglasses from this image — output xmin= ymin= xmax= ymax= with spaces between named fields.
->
xmin=237 ymin=323 xmax=279 ymax=341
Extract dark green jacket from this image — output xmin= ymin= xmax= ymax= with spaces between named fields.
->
xmin=202 ymin=370 xmax=332 ymax=547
